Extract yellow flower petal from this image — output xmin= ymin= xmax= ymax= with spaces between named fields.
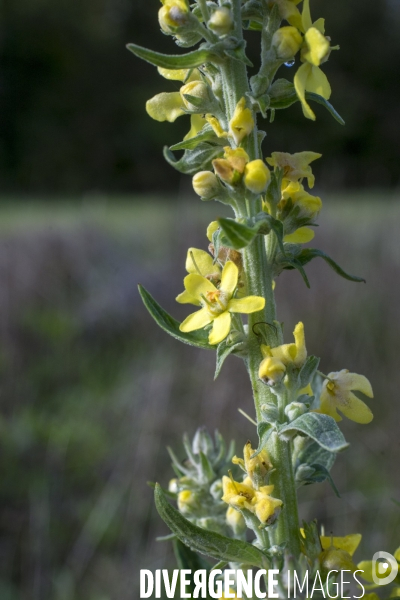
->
xmin=313 ymin=17 xmax=326 ymax=35
xmin=220 ymin=261 xmax=239 ymax=296
xmin=229 ymin=97 xmax=254 ymax=145
xmin=306 ymin=65 xmax=331 ymax=100
xmin=179 ymin=307 xmax=212 ymax=333
xmin=183 ymin=273 xmax=216 ymax=302
xmin=294 ymin=63 xmax=316 ymax=120
xmin=206 ymin=115 xmax=228 ymax=138
xmin=284 ymin=227 xmax=315 ymax=244
xmin=146 ymin=92 xmax=185 ymax=122
xmin=301 ymin=0 xmax=313 ymax=33
xmin=209 ymin=311 xmax=231 ymax=344
xmin=157 ymin=67 xmax=190 ymax=81
xmin=293 ymin=321 xmax=307 ymax=366
xmin=228 ymin=296 xmax=265 ymax=314
xmin=184 ymin=114 xmax=207 ymax=140
xmin=320 ymin=534 xmax=362 ymax=557
xmin=206 ymin=221 xmax=219 ymax=242
xmin=318 ymin=392 xmax=342 ymax=422
xmin=176 ymin=290 xmax=201 ymax=305
xmin=185 ymin=248 xmax=218 ymax=277
xmin=303 ymin=27 xmax=330 ymax=66
xmin=339 ymin=392 xmax=374 ymax=424
xmin=334 ymin=371 xmax=374 ymax=397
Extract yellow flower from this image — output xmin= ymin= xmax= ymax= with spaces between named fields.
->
xmin=280 ymin=181 xmax=322 ymax=218
xmin=221 ymin=475 xmax=282 ymax=525
xmin=259 ymin=356 xmax=286 ymax=384
xmin=243 ymin=160 xmax=271 ymax=194
xmin=180 ymin=80 xmax=211 ymax=110
xmin=176 ymin=247 xmax=221 ymax=305
xmin=146 ymin=92 xmax=185 ymax=123
xmin=192 ymin=171 xmax=221 ymax=199
xmin=229 ymin=97 xmax=255 ymax=145
xmin=212 ymin=147 xmax=250 ymax=185
xmin=208 ymin=7 xmax=233 ymax=36
xmin=293 ymin=0 xmax=334 ymax=120
xmin=261 ymin=321 xmax=307 ymax=370
xmin=158 ymin=0 xmax=189 ymax=33
xmin=284 ymin=226 xmax=314 ymax=244
xmin=317 ymin=369 xmax=374 ymax=424
xmin=272 ymin=26 xmax=303 ymax=60
xmin=205 ymin=115 xmax=229 ymax=138
xmin=320 ymin=533 xmax=362 ymax=556
xmin=178 ymin=262 xmax=265 ymax=345
xmin=177 ymin=489 xmax=195 ymax=514
xmin=266 ymin=151 xmax=322 ymax=188
xmin=232 ymin=441 xmax=272 ymax=486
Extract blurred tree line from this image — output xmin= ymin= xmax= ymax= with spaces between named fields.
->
xmin=0 ymin=0 xmax=400 ymax=195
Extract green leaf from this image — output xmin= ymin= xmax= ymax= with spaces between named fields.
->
xmin=285 ymin=258 xmax=311 ymax=288
xmin=306 ymin=92 xmax=345 ymax=126
xmin=251 ymin=421 xmax=273 ymax=458
xmin=138 ymin=284 xmax=213 ymax=349
xmin=214 ymin=339 xmax=244 ymax=379
xmin=127 ymin=43 xmax=215 ymax=69
xmin=164 ymin=143 xmax=223 ymax=175
xmin=218 ymin=217 xmax=258 ymax=249
xmin=280 ymin=413 xmax=349 ymax=453
xmin=293 ymin=438 xmax=336 ymax=474
xmin=290 ymin=248 xmax=366 ymax=283
xmin=267 ymin=80 xmax=345 ymax=125
xmin=298 ymin=356 xmax=320 ymax=389
xmin=173 ymin=538 xmax=211 ymax=571
xmin=154 ymin=484 xmax=269 ymax=567
xmin=169 ymin=126 xmax=223 ymax=151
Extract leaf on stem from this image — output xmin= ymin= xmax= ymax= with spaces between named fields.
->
xmin=280 ymin=412 xmax=349 ymax=453
xmin=127 ymin=43 xmax=215 ymax=69
xmin=164 ymin=143 xmax=223 ymax=175
xmin=138 ymin=284 xmax=213 ymax=349
xmin=154 ymin=484 xmax=269 ymax=567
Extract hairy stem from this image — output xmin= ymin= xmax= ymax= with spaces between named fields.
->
xmin=218 ymin=0 xmax=300 ymax=556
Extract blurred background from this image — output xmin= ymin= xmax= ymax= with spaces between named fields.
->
xmin=0 ymin=0 xmax=400 ymax=599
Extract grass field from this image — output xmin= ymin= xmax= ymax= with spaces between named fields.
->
xmin=0 ymin=194 xmax=399 ymax=600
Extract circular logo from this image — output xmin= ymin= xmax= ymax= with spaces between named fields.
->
xmin=371 ymin=551 xmax=399 ymax=586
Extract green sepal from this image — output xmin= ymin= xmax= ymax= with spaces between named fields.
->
xmin=293 ymin=437 xmax=336 ymax=474
xmin=218 ymin=217 xmax=259 ymax=250
xmin=306 ymin=464 xmax=341 ymax=497
xmin=279 ymin=413 xmax=349 ymax=453
xmin=138 ymin=284 xmax=213 ymax=349
xmin=218 ymin=214 xmax=285 ymax=252
xmin=126 ymin=43 xmax=215 ymax=69
xmin=267 ymin=79 xmax=345 ymax=125
xmin=285 ymin=248 xmax=366 ymax=284
xmin=298 ymin=355 xmax=320 ymax=389
xmin=164 ymin=143 xmax=223 ymax=175
xmin=214 ymin=339 xmax=245 ymax=380
xmin=199 ymin=451 xmax=216 ymax=483
xmin=154 ymin=484 xmax=269 ymax=567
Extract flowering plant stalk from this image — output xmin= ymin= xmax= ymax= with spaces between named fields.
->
xmin=129 ymin=1 xmax=400 ymax=597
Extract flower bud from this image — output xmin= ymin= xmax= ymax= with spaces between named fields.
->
xmin=180 ymin=80 xmax=212 ymax=111
xmin=208 ymin=7 xmax=233 ymax=36
xmin=177 ymin=489 xmax=196 ymax=514
xmin=272 ymin=26 xmax=302 ymax=60
xmin=168 ymin=478 xmax=179 ymax=493
xmin=259 ymin=356 xmax=286 ymax=384
xmin=192 ymin=171 xmax=220 ymax=199
xmin=229 ymin=97 xmax=254 ymax=145
xmin=226 ymin=506 xmax=246 ymax=535
xmin=223 ymin=147 xmax=249 ymax=174
xmin=158 ymin=0 xmax=189 ymax=34
xmin=209 ymin=479 xmax=223 ymax=500
xmin=260 ymin=402 xmax=279 ymax=423
xmin=244 ymin=159 xmax=271 ymax=194
xmin=285 ymin=401 xmax=308 ymax=422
